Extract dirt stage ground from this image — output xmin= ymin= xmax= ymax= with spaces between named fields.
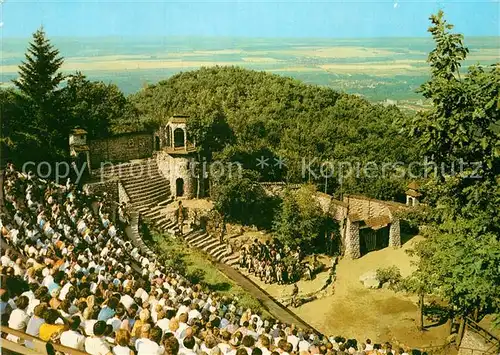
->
xmin=238 ymin=235 xmax=449 ymax=348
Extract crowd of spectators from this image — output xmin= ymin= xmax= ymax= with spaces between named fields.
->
xmin=0 ymin=163 xmax=417 ymax=355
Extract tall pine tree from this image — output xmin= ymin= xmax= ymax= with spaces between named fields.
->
xmin=13 ymin=26 xmax=67 ymax=160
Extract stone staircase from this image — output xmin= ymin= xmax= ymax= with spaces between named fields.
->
xmin=100 ymin=158 xmax=239 ymax=266
xmin=101 ymin=158 xmax=172 ymax=211
xmin=100 ymin=158 xmax=180 ymax=234
xmin=183 ymin=229 xmax=240 ymax=266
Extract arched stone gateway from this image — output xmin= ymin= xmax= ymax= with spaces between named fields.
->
xmin=176 ymin=178 xmax=184 ymax=197
xmin=305 ymin=190 xmax=408 ymax=259
xmin=174 ymin=128 xmax=185 ymax=148
xmin=155 ymin=136 xmax=160 ymax=151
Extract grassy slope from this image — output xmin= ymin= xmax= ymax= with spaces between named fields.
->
xmin=143 ymin=223 xmax=269 ymax=315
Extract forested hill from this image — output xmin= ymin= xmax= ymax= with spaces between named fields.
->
xmin=128 ymin=66 xmax=417 ymax=199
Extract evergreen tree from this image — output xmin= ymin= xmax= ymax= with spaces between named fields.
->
xmin=13 ymin=27 xmax=65 ymax=106
xmin=13 ymin=26 xmax=67 ymax=159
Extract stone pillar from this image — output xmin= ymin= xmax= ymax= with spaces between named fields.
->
xmin=389 ymin=218 xmax=401 ymax=248
xmin=85 ymin=151 xmax=92 ymax=173
xmin=345 ymin=218 xmax=361 ymax=259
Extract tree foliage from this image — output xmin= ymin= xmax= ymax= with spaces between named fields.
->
xmin=273 ymin=184 xmax=326 ymax=250
xmin=9 ymin=27 xmax=67 ymax=161
xmin=401 ymin=11 xmax=500 ymax=323
xmin=60 ymin=72 xmax=130 ymax=139
xmin=212 ymin=169 xmax=276 ymax=228
xmin=2 ymin=28 xmax=138 ymax=164
xmin=129 ymin=66 xmax=418 ymax=200
xmin=13 ymin=27 xmax=65 ymax=108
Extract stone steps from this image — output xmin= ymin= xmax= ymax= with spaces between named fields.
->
xmin=124 ymin=177 xmax=168 ymax=194
xmin=129 ymin=188 xmax=170 ymax=205
xmin=221 ymin=254 xmax=240 ymax=266
xmin=199 ymin=237 xmax=220 ymax=251
xmin=118 ymin=166 xmax=162 ymax=181
xmin=100 ymin=159 xmax=157 ymax=174
xmin=140 ymin=205 xmax=164 ymax=217
xmin=210 ymin=244 xmax=228 ymax=259
xmin=157 ymin=218 xmax=176 ymax=230
xmin=134 ymin=195 xmax=169 ymax=210
xmin=113 ymin=159 xmax=240 ymax=268
xmin=184 ymin=231 xmax=238 ymax=262
xmin=101 ymin=167 xmax=159 ymax=182
xmin=185 ymin=231 xmax=211 ymax=245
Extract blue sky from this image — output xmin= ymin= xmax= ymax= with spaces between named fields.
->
xmin=1 ymin=0 xmax=499 ymax=38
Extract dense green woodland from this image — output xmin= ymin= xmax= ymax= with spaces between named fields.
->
xmin=0 ymin=12 xmax=499 ymax=336
xmin=129 ymin=66 xmax=416 ymax=199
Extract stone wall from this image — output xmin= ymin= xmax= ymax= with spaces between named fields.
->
xmin=315 ymin=192 xmax=348 ymax=221
xmin=329 ymin=200 xmax=348 ymax=222
xmin=89 ymin=132 xmax=154 ymax=168
xmin=156 ymin=151 xmax=194 ymax=199
xmin=118 ymin=181 xmax=130 ymax=204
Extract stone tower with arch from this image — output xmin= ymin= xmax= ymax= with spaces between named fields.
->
xmin=155 ymin=115 xmax=197 ymax=199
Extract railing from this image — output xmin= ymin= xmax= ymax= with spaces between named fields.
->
xmin=466 ymin=317 xmax=500 ymax=345
xmin=0 ymin=326 xmax=90 ymax=355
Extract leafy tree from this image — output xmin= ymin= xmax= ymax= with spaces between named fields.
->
xmin=0 ymin=88 xmax=44 ymax=164
xmin=272 ymin=189 xmax=302 ymax=247
xmin=401 ymin=11 xmax=500 ymax=335
xmin=273 ymin=184 xmax=325 ymax=250
xmin=212 ymin=169 xmax=275 ymax=228
xmin=407 ymin=10 xmax=498 ymax=175
xmin=185 ymin=104 xmax=235 ymax=197
xmin=60 ymin=72 xmax=129 ymax=138
xmin=13 ymin=27 xmax=68 ymax=159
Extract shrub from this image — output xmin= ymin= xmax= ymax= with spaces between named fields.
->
xmin=376 ymin=266 xmax=402 ymax=287
xmin=187 ymin=268 xmax=205 ymax=285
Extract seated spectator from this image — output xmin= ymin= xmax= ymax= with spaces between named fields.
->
xmin=6 ymin=295 xmax=30 ymax=343
xmin=113 ymin=329 xmax=134 ymax=355
xmin=60 ymin=315 xmax=86 ymax=351
xmin=39 ymin=309 xmax=66 ymax=341
xmin=85 ymin=320 xmax=112 ymax=355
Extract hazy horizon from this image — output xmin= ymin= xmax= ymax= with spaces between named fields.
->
xmin=2 ymin=36 xmax=498 ymax=104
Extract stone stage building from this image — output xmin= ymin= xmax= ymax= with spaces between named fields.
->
xmin=316 ymin=193 xmax=406 ymax=259
xmin=262 ymin=184 xmax=409 ymax=259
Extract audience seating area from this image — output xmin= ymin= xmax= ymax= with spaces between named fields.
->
xmin=0 ymin=164 xmax=415 ymax=355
